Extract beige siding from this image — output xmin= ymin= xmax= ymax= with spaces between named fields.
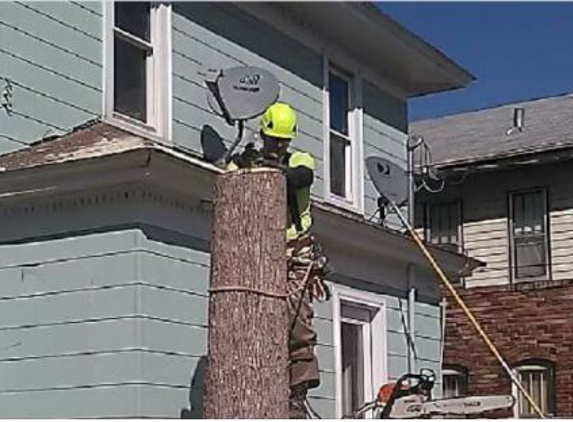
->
xmin=417 ymin=162 xmax=573 ymax=288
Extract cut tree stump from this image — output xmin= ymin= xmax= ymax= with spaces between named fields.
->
xmin=204 ymin=168 xmax=290 ymax=419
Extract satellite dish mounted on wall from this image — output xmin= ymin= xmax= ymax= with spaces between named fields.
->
xmin=204 ymin=66 xmax=280 ymax=166
xmin=366 ymin=156 xmax=409 ymax=206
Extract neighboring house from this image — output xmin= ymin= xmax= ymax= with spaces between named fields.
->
xmin=412 ymin=93 xmax=573 ymax=417
xmin=0 ymin=2 xmax=476 ymax=417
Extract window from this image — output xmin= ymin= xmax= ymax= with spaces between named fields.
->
xmin=105 ymin=1 xmax=171 ymax=136
xmin=325 ymin=62 xmax=362 ymax=210
xmin=509 ymin=190 xmax=550 ymax=281
xmin=425 ymin=201 xmax=462 ymax=252
xmin=333 ymin=286 xmax=386 ymax=418
xmin=442 ymin=365 xmax=468 ymax=398
xmin=513 ymin=360 xmax=555 ymax=417
xmin=341 ymin=303 xmax=371 ymax=417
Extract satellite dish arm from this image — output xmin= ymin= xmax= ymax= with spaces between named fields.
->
xmin=221 ymin=120 xmax=245 ymax=165
xmin=206 ymin=78 xmax=234 ymax=126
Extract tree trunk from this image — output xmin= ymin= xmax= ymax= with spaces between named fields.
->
xmin=204 ymin=168 xmax=290 ymax=419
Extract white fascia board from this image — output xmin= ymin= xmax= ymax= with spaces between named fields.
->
xmin=0 ymin=145 xmax=479 ymax=278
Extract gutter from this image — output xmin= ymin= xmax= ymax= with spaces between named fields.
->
xmin=0 ymin=139 xmax=483 ymax=277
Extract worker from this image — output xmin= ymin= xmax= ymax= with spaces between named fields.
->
xmin=227 ymin=102 xmax=329 ymax=418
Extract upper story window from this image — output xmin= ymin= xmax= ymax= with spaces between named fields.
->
xmin=442 ymin=365 xmax=468 ymax=398
xmin=513 ymin=360 xmax=555 ymax=417
xmin=105 ymin=1 xmax=171 ymax=137
xmin=325 ymin=62 xmax=363 ymax=211
xmin=425 ymin=201 xmax=462 ymax=252
xmin=509 ymin=189 xmax=550 ymax=281
xmin=113 ymin=2 xmax=151 ymax=122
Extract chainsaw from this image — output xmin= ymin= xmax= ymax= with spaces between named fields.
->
xmin=343 ymin=368 xmax=515 ymax=419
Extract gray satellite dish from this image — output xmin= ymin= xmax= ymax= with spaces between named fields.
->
xmin=366 ymin=156 xmax=408 ymax=205
xmin=206 ymin=66 xmax=280 ymax=122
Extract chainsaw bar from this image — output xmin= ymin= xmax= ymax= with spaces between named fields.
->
xmin=388 ymin=394 xmax=515 ymax=418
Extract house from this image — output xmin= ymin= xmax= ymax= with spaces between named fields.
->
xmin=0 ymin=1 xmax=476 ymax=417
xmin=412 ymin=93 xmax=573 ymax=417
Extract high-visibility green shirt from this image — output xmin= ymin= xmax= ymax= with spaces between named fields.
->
xmin=226 ymin=151 xmax=315 ymax=241
xmin=286 ymin=151 xmax=315 ymax=241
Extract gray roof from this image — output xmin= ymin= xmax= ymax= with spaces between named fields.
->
xmin=410 ymin=92 xmax=573 ymax=167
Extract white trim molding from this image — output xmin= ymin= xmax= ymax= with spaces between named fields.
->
xmin=323 ymin=57 xmax=365 ymax=215
xmin=331 ymin=284 xmax=387 ymax=418
xmin=103 ymin=1 xmax=172 ymax=143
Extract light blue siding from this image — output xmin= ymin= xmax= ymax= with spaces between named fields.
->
xmin=0 ymin=0 xmax=441 ymax=417
xmin=362 ymin=80 xmax=409 ymax=227
xmin=0 ymin=385 xmax=138 ymax=418
xmin=171 ymin=3 xmax=326 ymax=199
xmin=0 ymin=1 xmax=102 ymax=153
xmin=0 ymin=230 xmax=141 ymax=417
xmin=134 ymin=226 xmax=343 ymax=417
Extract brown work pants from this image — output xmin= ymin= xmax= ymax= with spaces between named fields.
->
xmin=286 ymin=256 xmax=321 ymax=390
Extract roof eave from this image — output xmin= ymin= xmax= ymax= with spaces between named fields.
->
xmin=353 ymin=2 xmax=475 ymax=96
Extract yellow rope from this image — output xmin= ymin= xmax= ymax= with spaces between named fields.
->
xmin=392 ymin=203 xmax=546 ymax=418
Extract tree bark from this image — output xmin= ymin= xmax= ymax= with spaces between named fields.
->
xmin=204 ymin=168 xmax=290 ymax=419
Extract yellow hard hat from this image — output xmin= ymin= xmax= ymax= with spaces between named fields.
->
xmin=260 ymin=103 xmax=297 ymax=140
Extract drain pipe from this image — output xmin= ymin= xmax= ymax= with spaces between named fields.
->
xmin=406 ymin=135 xmax=424 ymax=225
xmin=407 ymin=263 xmax=417 ymax=374
xmin=439 ymin=297 xmax=447 ymax=397
xmin=406 ymin=136 xmax=423 ymax=373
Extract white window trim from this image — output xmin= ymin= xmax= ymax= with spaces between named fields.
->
xmin=331 ymin=284 xmax=387 ymax=418
xmin=512 ymin=363 xmax=554 ymax=418
xmin=442 ymin=366 xmax=467 ymax=398
xmin=323 ymin=57 xmax=364 ymax=215
xmin=507 ymin=188 xmax=550 ymax=283
xmin=103 ymin=1 xmax=172 ymax=143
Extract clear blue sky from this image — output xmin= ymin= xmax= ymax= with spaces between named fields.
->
xmin=379 ymin=2 xmax=573 ymax=122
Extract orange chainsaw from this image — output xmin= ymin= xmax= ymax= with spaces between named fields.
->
xmin=346 ymin=369 xmax=515 ymax=419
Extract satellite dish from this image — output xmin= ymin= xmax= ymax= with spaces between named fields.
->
xmin=366 ymin=156 xmax=408 ymax=205
xmin=206 ymin=66 xmax=280 ymax=121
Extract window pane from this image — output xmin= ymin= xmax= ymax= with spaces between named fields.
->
xmin=443 ymin=369 xmax=467 ymax=399
xmin=342 ymin=322 xmax=364 ymax=417
xmin=443 ymin=375 xmax=459 ymax=398
xmin=330 ymin=132 xmax=347 ymax=197
xmin=517 ymin=366 xmax=554 ymax=417
xmin=428 ymin=202 xmax=459 ymax=249
xmin=114 ymin=37 xmax=147 ymax=122
xmin=329 ymin=72 xmax=349 ymax=135
xmin=513 ymin=191 xmax=545 ymax=235
xmin=515 ymin=236 xmax=546 ymax=278
xmin=512 ymin=191 xmax=547 ymax=279
xmin=114 ymin=1 xmax=150 ymax=41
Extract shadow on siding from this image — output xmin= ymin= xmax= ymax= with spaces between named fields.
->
xmin=181 ymin=355 xmax=208 ymax=419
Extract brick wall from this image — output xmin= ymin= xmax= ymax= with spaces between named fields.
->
xmin=443 ymin=279 xmax=573 ymax=417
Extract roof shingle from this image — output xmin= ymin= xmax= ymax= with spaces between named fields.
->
xmin=410 ymin=92 xmax=573 ymax=167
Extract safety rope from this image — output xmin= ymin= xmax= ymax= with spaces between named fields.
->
xmin=208 ymin=285 xmax=289 ymax=299
xmin=389 ymin=200 xmax=546 ymax=419
xmin=289 ymin=261 xmax=315 ymax=334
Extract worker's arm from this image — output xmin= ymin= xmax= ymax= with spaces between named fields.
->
xmin=261 ymin=152 xmax=315 ymax=188
xmin=287 ymin=152 xmax=315 ymax=189
xmin=285 ymin=166 xmax=313 ymax=189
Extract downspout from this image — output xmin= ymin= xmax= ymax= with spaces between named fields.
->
xmin=406 ymin=135 xmax=423 ymax=225
xmin=407 ymin=263 xmax=417 ymax=374
xmin=439 ymin=297 xmax=447 ymax=397
xmin=406 ymin=136 xmax=422 ymax=373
